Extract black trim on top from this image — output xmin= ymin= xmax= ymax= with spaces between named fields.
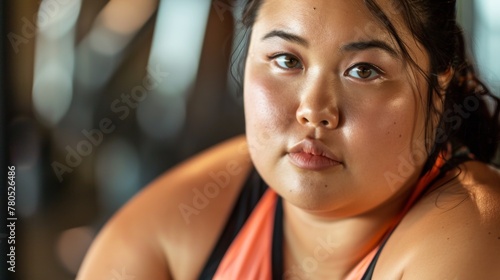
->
xmin=198 ymin=169 xmax=268 ymax=279
xmin=359 ymin=235 xmax=391 ymax=280
xmin=272 ymin=196 xmax=284 ymax=280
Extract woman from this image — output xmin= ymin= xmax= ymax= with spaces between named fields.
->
xmin=77 ymin=0 xmax=500 ymax=279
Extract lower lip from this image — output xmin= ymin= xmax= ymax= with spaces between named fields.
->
xmin=288 ymin=152 xmax=341 ymax=171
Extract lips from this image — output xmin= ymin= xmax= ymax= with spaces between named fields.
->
xmin=287 ymin=139 xmax=342 ymax=170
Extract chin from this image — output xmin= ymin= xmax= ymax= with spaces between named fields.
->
xmin=273 ymin=175 xmax=349 ymax=211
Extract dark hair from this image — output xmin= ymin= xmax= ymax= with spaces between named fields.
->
xmin=236 ymin=0 xmax=500 ymax=173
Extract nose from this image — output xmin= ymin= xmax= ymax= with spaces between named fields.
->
xmin=296 ymin=107 xmax=339 ymax=129
xmin=296 ymin=77 xmax=339 ymax=130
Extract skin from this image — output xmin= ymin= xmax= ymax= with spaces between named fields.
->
xmin=244 ymin=0 xmax=428 ymax=215
xmin=77 ymin=0 xmax=500 ymax=279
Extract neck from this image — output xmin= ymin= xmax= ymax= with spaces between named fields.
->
xmin=281 ymin=190 xmax=410 ymax=279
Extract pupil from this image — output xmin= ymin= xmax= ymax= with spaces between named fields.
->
xmin=358 ymin=66 xmax=371 ymax=78
xmin=285 ymin=56 xmax=297 ymax=68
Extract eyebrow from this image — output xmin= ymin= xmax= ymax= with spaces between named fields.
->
xmin=261 ymin=29 xmax=399 ymax=57
xmin=341 ymin=40 xmax=399 ymax=57
xmin=262 ymin=30 xmax=309 ymax=47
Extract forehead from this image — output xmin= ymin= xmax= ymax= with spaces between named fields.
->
xmin=252 ymin=0 xmax=407 ymax=51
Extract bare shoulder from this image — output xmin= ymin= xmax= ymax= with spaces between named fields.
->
xmin=77 ymin=135 xmax=253 ymax=280
xmin=376 ymin=161 xmax=500 ymax=279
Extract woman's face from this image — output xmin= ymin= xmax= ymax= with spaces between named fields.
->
xmin=244 ymin=0 xmax=433 ymax=216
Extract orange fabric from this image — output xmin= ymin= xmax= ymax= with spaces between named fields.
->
xmin=213 ymin=189 xmax=277 ymax=280
xmin=345 ymin=155 xmax=445 ymax=279
xmin=344 ymin=248 xmax=379 ymax=280
xmin=214 ymin=156 xmax=445 ymax=279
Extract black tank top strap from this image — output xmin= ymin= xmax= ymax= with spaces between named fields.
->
xmin=359 ymin=235 xmax=390 ymax=279
xmin=272 ymin=196 xmax=284 ymax=280
xmin=198 ymin=168 xmax=268 ymax=279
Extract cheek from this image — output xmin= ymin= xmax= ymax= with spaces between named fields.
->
xmin=349 ymin=102 xmax=410 ymax=155
xmin=244 ymin=62 xmax=296 ymax=149
xmin=344 ymin=91 xmax=426 ymax=188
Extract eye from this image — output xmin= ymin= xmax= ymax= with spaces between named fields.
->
xmin=345 ymin=63 xmax=382 ymax=80
xmin=273 ymin=54 xmax=303 ymax=70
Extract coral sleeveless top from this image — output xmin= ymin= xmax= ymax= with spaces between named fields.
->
xmin=199 ymin=156 xmax=446 ymax=279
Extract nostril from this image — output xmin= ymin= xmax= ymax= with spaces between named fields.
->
xmin=320 ymin=120 xmax=329 ymax=126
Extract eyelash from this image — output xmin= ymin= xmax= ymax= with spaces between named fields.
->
xmin=344 ymin=63 xmax=384 ymax=81
xmin=268 ymin=53 xmax=384 ymax=80
xmin=268 ymin=53 xmax=303 ymax=70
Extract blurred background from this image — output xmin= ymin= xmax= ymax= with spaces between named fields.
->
xmin=0 ymin=0 xmax=499 ymax=279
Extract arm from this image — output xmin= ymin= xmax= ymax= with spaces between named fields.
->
xmin=76 ymin=206 xmax=171 ymax=280
xmin=76 ymin=135 xmax=252 ymax=280
xmin=401 ymin=162 xmax=500 ymax=279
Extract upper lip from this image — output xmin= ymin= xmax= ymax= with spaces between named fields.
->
xmin=288 ymin=138 xmax=342 ymax=163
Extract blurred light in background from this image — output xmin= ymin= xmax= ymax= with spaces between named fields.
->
xmin=137 ymin=93 xmax=186 ymax=141
xmin=76 ymin=0 xmax=158 ymax=90
xmin=37 ymin=0 xmax=81 ymax=39
xmin=56 ymin=227 xmax=95 ymax=275
xmin=32 ymin=0 xmax=82 ymax=127
xmin=474 ymin=0 xmax=500 ymax=94
xmin=32 ymin=61 xmax=73 ymax=126
xmin=92 ymin=0 xmax=157 ymax=55
xmin=148 ymin=0 xmax=211 ymax=96
xmin=95 ymin=138 xmax=140 ymax=212
xmin=139 ymin=1 xmax=211 ymax=140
